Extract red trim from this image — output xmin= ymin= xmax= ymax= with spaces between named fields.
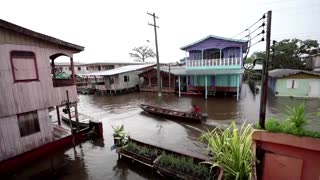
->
xmin=0 ymin=129 xmax=89 ymax=175
xmin=10 ymin=50 xmax=39 ymax=83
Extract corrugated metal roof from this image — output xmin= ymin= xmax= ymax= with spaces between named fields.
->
xmin=269 ymin=69 xmax=320 ymax=78
xmin=180 ymin=35 xmax=247 ymax=50
xmin=84 ymin=64 xmax=155 ymax=76
xmin=159 ymin=66 xmax=186 ymax=75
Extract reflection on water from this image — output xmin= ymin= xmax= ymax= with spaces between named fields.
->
xmin=6 ymin=84 xmax=320 ymax=179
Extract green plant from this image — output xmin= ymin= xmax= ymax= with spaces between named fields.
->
xmin=200 ymin=122 xmax=253 ymax=180
xmin=112 ymin=125 xmax=127 ymax=146
xmin=158 ymin=152 xmax=210 ymax=179
xmin=124 ymin=142 xmax=157 ymax=158
xmin=112 ymin=125 xmax=125 ymax=137
xmin=286 ymin=104 xmax=308 ymax=129
xmin=260 ymin=104 xmax=320 ymax=138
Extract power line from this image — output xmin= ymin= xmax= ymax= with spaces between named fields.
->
xmin=232 ymin=13 xmax=266 ymax=39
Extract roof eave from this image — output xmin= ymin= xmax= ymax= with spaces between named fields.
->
xmin=0 ymin=19 xmax=84 ymax=52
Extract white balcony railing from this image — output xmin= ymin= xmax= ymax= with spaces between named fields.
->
xmin=187 ymin=58 xmax=241 ymax=67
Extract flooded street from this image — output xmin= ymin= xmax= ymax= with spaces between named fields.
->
xmin=8 ymin=84 xmax=320 ymax=180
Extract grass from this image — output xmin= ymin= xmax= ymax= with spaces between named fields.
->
xmin=158 ymin=153 xmax=211 ymax=179
xmin=124 ymin=141 xmax=157 ymax=158
xmin=200 ymin=122 xmax=253 ymax=180
xmin=256 ymin=104 xmax=320 ymax=138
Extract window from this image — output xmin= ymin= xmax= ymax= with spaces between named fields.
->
xmin=110 ymin=77 xmax=115 ymax=84
xmin=287 ymin=79 xmax=299 ymax=89
xmin=77 ymin=67 xmax=81 ymax=71
xmin=124 ymin=75 xmax=129 ymax=82
xmin=86 ymin=67 xmax=89 ymax=70
xmin=10 ymin=51 xmax=38 ymax=82
xmin=228 ymin=49 xmax=236 ymax=58
xmin=17 ymin=111 xmax=40 ymax=137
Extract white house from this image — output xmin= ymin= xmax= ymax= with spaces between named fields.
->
xmin=84 ymin=64 xmax=155 ymax=94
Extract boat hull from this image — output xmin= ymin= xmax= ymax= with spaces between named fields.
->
xmin=139 ymin=104 xmax=206 ymax=123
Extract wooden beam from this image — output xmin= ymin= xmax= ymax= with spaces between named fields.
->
xmin=56 ymin=106 xmax=61 ymax=126
xmin=205 ymin=75 xmax=208 ymax=99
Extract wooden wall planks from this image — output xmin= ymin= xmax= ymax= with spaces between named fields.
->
xmin=0 ymin=27 xmax=79 ymax=161
xmin=0 ymin=109 xmax=53 ymax=161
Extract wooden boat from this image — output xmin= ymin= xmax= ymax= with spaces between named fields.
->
xmin=61 ymin=111 xmax=91 ymax=129
xmin=139 ymin=104 xmax=207 ymax=123
xmin=175 ymin=91 xmax=204 ymax=96
xmin=118 ymin=137 xmax=223 ymax=180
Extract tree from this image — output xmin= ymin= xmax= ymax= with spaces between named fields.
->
xmin=129 ymin=46 xmax=156 ymax=62
xmin=247 ymin=39 xmax=320 ymax=70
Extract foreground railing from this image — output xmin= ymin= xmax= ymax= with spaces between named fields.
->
xmin=187 ymin=58 xmax=240 ymax=67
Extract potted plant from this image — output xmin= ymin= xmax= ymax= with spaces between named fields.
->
xmin=200 ymin=122 xmax=254 ymax=180
xmin=112 ymin=125 xmax=127 ymax=152
xmin=253 ymin=104 xmax=320 ymax=180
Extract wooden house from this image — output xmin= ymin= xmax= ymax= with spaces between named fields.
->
xmin=84 ymin=64 xmax=155 ymax=95
xmin=139 ymin=66 xmax=184 ymax=93
xmin=268 ymin=69 xmax=320 ymax=98
xmin=0 ymin=19 xmax=84 ymax=162
xmin=180 ymin=35 xmax=248 ymax=100
xmin=305 ymin=54 xmax=320 ymax=72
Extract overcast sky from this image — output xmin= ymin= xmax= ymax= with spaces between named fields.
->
xmin=1 ymin=0 xmax=319 ymax=63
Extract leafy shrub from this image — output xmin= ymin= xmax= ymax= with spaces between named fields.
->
xmin=158 ymin=153 xmax=210 ymax=179
xmin=200 ymin=122 xmax=253 ymax=180
xmin=259 ymin=104 xmax=320 ymax=138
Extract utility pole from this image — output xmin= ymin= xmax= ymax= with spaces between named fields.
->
xmin=259 ymin=11 xmax=272 ymax=129
xmin=147 ymin=12 xmax=161 ymax=97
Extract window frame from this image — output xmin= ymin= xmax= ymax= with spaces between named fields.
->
xmin=124 ymin=75 xmax=129 ymax=82
xmin=10 ymin=50 xmax=39 ymax=82
xmin=17 ymin=111 xmax=40 ymax=137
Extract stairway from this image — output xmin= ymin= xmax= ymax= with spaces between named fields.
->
xmin=207 ymin=91 xmax=216 ymax=96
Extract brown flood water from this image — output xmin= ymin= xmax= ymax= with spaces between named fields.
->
xmin=7 ymin=84 xmax=320 ymax=180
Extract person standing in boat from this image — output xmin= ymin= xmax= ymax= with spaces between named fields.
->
xmin=193 ymin=104 xmax=200 ymax=115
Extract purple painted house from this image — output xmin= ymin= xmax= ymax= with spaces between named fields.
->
xmin=179 ymin=35 xmax=248 ymax=100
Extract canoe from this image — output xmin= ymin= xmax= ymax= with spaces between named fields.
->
xmin=61 ymin=111 xmax=91 ymax=129
xmin=175 ymin=91 xmax=204 ymax=96
xmin=139 ymin=104 xmax=207 ymax=123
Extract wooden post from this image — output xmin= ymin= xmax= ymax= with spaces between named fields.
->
xmin=178 ymin=76 xmax=181 ymax=97
xmin=237 ymin=74 xmax=240 ymax=101
xmin=240 ymin=46 xmax=243 ymax=67
xmin=259 ymin=10 xmax=272 ymax=129
xmin=168 ymin=64 xmax=171 ymax=91
xmin=74 ymin=104 xmax=80 ymax=131
xmin=147 ymin=12 xmax=161 ymax=97
xmin=56 ymin=106 xmax=61 ymax=126
xmin=186 ymin=75 xmax=188 ymax=92
xmin=70 ymin=57 xmax=75 ymax=84
xmin=201 ymin=50 xmax=204 ymax=66
xmin=205 ymin=75 xmax=208 ymax=99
